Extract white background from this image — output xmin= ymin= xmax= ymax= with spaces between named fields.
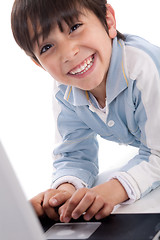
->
xmin=0 ymin=0 xmax=159 ymax=199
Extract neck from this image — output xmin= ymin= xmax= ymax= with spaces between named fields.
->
xmin=90 ymin=79 xmax=106 ymax=108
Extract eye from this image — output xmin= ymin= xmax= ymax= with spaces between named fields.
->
xmin=40 ymin=44 xmax=53 ymax=55
xmin=69 ymin=23 xmax=82 ymax=34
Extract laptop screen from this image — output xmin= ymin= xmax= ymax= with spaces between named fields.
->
xmin=0 ymin=141 xmax=44 ymax=240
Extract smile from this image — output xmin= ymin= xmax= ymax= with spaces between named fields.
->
xmin=68 ymin=55 xmax=95 ymax=75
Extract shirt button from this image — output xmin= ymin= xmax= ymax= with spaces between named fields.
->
xmin=108 ymin=120 xmax=115 ymax=127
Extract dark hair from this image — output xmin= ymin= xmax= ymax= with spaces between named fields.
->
xmin=11 ymin=0 xmax=125 ymax=64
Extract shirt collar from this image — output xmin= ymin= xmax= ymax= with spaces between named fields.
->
xmin=62 ymin=37 xmax=128 ymax=106
xmin=106 ymin=37 xmax=128 ymax=105
xmin=63 ymin=85 xmax=90 ymax=106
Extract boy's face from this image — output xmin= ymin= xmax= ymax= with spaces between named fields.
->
xmin=32 ymin=6 xmax=117 ymax=91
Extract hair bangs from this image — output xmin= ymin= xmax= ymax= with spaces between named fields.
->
xmin=32 ymin=0 xmax=84 ymax=44
xmin=12 ymin=0 xmax=86 ymax=60
xmin=11 ymin=0 xmax=124 ymax=64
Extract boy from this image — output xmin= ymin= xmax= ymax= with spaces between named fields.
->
xmin=11 ymin=0 xmax=160 ymax=223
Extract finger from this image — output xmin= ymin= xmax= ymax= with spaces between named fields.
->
xmin=30 ymin=192 xmax=45 ymax=217
xmin=30 ymin=201 xmax=45 ymax=217
xmin=61 ymin=188 xmax=88 ymax=222
xmin=72 ymin=191 xmax=96 ymax=220
xmin=49 ymin=191 xmax=71 ymax=207
xmin=95 ymin=203 xmax=114 ymax=220
xmin=83 ymin=195 xmax=104 ymax=221
xmin=59 ymin=202 xmax=71 ymax=223
xmin=43 ymin=190 xmax=59 ymax=220
xmin=43 ymin=200 xmax=59 ymax=220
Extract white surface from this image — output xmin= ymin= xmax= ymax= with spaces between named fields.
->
xmin=0 ymin=0 xmax=160 ymax=199
xmin=114 ymin=186 xmax=160 ymax=214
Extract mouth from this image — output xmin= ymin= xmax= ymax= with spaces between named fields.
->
xmin=68 ymin=54 xmax=95 ymax=76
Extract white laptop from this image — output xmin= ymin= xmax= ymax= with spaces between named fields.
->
xmin=0 ymin=141 xmax=160 ymax=240
xmin=0 ymin=141 xmax=44 ymax=240
xmin=0 ymin=141 xmax=101 ymax=240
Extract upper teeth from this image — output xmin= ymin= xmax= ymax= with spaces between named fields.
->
xmin=69 ymin=56 xmax=94 ymax=75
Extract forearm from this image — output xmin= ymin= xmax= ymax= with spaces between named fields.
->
xmin=59 ymin=179 xmax=129 ymax=222
xmin=58 ymin=179 xmax=129 ymax=208
xmin=92 ymin=179 xmax=129 ymax=206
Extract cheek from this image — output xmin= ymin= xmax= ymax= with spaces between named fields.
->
xmin=41 ymin=59 xmax=61 ymax=79
xmin=48 ymin=68 xmax=62 ymax=81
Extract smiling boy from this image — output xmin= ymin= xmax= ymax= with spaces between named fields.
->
xmin=11 ymin=0 xmax=160 ymax=223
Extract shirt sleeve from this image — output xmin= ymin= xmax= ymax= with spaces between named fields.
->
xmin=111 ymin=46 xmax=160 ymax=203
xmin=51 ymin=176 xmax=87 ymax=189
xmin=51 ymin=87 xmax=99 ymax=188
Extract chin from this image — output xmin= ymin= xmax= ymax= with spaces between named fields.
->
xmin=85 ymin=83 xmax=102 ymax=91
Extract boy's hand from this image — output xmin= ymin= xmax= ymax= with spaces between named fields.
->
xmin=59 ymin=188 xmax=113 ymax=223
xmin=59 ymin=179 xmax=128 ymax=222
xmin=30 ymin=183 xmax=76 ymax=221
xmin=30 ymin=192 xmax=45 ymax=217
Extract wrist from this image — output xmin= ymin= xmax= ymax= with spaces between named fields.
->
xmin=57 ymin=183 xmax=76 ymax=195
xmin=109 ymin=179 xmax=129 ymax=204
xmin=93 ymin=179 xmax=129 ymax=206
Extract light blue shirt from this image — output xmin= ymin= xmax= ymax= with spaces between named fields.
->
xmin=52 ymin=35 xmax=160 ymax=202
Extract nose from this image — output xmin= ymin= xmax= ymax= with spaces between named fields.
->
xmin=60 ymin=41 xmax=79 ymax=63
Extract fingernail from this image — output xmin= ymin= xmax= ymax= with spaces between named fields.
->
xmin=72 ymin=213 xmax=79 ymax=219
xmin=63 ymin=217 xmax=70 ymax=223
xmin=51 ymin=198 xmax=58 ymax=205
xmin=84 ymin=214 xmax=91 ymax=221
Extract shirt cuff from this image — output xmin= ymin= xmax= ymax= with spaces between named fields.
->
xmin=51 ymin=176 xmax=87 ymax=190
xmin=108 ymin=171 xmax=141 ymax=204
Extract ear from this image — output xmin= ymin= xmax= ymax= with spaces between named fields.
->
xmin=106 ymin=4 xmax=117 ymax=39
xmin=31 ymin=58 xmax=45 ymax=70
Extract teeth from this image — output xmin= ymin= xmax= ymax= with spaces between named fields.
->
xmin=86 ymin=57 xmax=92 ymax=65
xmin=69 ymin=55 xmax=94 ymax=75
